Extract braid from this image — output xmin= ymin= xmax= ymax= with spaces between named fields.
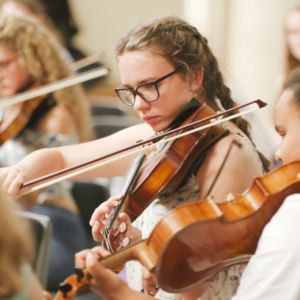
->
xmin=115 ymin=16 xmax=270 ymax=172
xmin=198 ymin=37 xmax=270 ymax=171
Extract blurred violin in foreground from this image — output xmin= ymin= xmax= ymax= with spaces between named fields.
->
xmin=54 ymin=160 xmax=300 ymax=299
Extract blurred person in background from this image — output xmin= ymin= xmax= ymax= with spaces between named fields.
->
xmin=283 ymin=6 xmax=300 ymax=86
xmin=0 ymin=15 xmax=93 ymax=291
xmin=0 ymin=0 xmax=74 ymax=64
xmin=0 ymin=0 xmax=105 ymax=90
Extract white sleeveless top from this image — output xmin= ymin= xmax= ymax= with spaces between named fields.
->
xmin=126 ymin=173 xmax=245 ymax=300
xmin=126 ymin=133 xmax=264 ymax=300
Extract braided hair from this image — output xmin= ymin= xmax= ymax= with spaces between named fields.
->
xmin=115 ymin=16 xmax=270 ymax=171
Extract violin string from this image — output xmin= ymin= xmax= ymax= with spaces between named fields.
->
xmin=106 ymin=149 xmax=138 ymax=224
xmin=104 ymin=128 xmax=146 ymax=242
xmin=22 ymin=104 xmax=261 ymax=194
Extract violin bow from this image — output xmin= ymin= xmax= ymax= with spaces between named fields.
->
xmin=19 ymin=100 xmax=267 ymax=196
xmin=0 ymin=66 xmax=109 ymax=109
xmin=70 ymin=52 xmax=104 ymax=70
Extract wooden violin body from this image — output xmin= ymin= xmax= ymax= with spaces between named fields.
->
xmin=55 ymin=161 xmax=300 ymax=299
xmin=107 ymin=100 xmax=229 ymax=252
xmin=0 ymin=81 xmax=44 ymax=145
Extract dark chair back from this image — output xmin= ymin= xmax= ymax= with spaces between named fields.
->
xmin=71 ymin=181 xmax=110 ymax=234
xmin=18 ymin=211 xmax=52 ymax=288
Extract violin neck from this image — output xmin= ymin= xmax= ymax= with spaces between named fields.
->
xmin=100 ymin=239 xmax=156 ymax=272
xmin=103 ymin=154 xmax=146 ymax=251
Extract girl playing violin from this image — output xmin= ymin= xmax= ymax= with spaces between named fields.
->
xmin=0 ymin=15 xmax=93 ymax=290
xmin=0 ymin=16 xmax=269 ymax=299
xmin=73 ymin=64 xmax=300 ymax=300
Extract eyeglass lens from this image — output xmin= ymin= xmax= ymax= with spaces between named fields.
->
xmin=117 ymin=83 xmax=159 ymax=105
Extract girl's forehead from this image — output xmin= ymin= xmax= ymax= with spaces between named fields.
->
xmin=118 ymin=51 xmax=173 ymax=77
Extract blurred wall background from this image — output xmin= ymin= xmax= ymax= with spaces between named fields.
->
xmin=69 ymin=0 xmax=183 ymax=86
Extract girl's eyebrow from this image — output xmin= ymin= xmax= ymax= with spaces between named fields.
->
xmin=121 ymin=77 xmax=158 ymax=88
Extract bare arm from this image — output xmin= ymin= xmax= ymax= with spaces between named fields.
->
xmin=0 ymin=123 xmax=154 ymax=197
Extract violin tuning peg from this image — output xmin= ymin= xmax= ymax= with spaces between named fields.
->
xmin=122 ymin=237 xmax=131 ymax=247
xmin=58 ymin=282 xmax=72 ymax=298
xmin=116 ymin=237 xmax=131 ymax=251
xmin=74 ymin=267 xmax=85 ymax=282
xmin=119 ymin=222 xmax=128 ymax=234
xmin=114 ymin=222 xmax=128 ymax=237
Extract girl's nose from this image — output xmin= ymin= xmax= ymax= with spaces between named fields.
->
xmin=133 ymin=94 xmax=150 ymax=111
xmin=275 ymin=148 xmax=282 ymax=162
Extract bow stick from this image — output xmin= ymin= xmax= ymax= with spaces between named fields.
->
xmin=0 ymin=66 xmax=109 ymax=109
xmin=19 ymin=100 xmax=267 ymax=196
xmin=71 ymin=52 xmax=104 ymax=70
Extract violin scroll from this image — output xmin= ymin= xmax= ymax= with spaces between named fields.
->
xmin=54 ymin=268 xmax=90 ymax=300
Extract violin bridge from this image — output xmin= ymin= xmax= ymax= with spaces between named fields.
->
xmin=297 ymin=174 xmax=300 ymax=181
xmin=226 ymin=193 xmax=235 ymax=201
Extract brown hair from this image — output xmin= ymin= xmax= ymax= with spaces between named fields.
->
xmin=0 ymin=192 xmax=33 ymax=297
xmin=115 ymin=16 xmax=270 ymax=171
xmin=0 ymin=15 xmax=92 ymax=142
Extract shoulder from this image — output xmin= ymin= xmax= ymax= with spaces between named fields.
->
xmin=196 ymin=125 xmax=264 ymax=199
xmin=202 ymin=128 xmax=259 ymax=168
xmin=36 ymin=105 xmax=77 ymax=136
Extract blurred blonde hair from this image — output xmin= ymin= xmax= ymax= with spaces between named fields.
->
xmin=0 ymin=0 xmax=66 ymax=46
xmin=0 ymin=191 xmax=33 ymax=297
xmin=0 ymin=15 xmax=92 ymax=142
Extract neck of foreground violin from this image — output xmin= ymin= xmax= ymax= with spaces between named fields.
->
xmin=101 ymin=239 xmax=156 ymax=271
xmin=54 ymin=240 xmax=155 ymax=300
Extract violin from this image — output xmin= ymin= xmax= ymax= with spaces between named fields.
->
xmin=105 ymin=99 xmax=230 ymax=253
xmin=0 ymin=66 xmax=108 ymax=145
xmin=54 ymin=160 xmax=300 ymax=299
xmin=0 ymin=81 xmax=44 ymax=145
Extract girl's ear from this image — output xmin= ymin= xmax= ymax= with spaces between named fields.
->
xmin=191 ymin=68 xmax=204 ymax=92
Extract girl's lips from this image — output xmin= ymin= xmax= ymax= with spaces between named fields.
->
xmin=142 ymin=116 xmax=158 ymax=125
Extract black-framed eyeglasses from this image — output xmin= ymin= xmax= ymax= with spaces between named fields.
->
xmin=115 ymin=69 xmax=178 ymax=106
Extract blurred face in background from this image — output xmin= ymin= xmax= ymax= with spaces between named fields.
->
xmin=286 ymin=9 xmax=300 ymax=61
xmin=0 ymin=44 xmax=31 ymax=97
